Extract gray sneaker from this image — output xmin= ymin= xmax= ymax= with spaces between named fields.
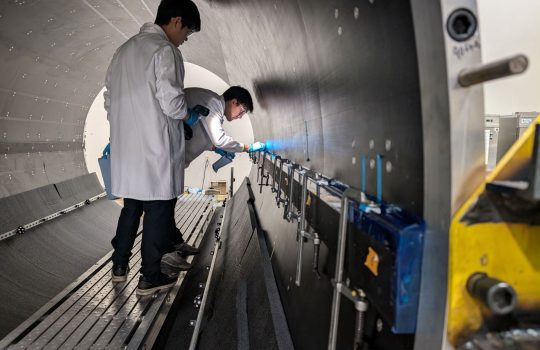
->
xmin=161 ymin=252 xmax=192 ymax=271
xmin=175 ymin=242 xmax=200 ymax=256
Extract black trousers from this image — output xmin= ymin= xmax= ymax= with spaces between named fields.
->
xmin=111 ymin=197 xmax=181 ymax=280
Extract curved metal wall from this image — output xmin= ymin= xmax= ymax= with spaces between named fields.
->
xmin=0 ymin=0 xmax=486 ymax=347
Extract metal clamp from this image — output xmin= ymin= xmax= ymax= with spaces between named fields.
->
xmin=271 ymin=155 xmax=282 ymax=194
xmin=276 ymin=159 xmax=288 ymax=208
xmin=258 ymin=152 xmax=270 ymax=193
xmin=295 ymin=169 xmax=320 ymax=286
xmin=285 ymin=163 xmax=300 ymax=222
xmin=328 ymin=188 xmax=369 ymax=350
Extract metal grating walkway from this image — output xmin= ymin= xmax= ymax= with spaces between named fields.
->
xmin=0 ymin=193 xmax=215 ymax=350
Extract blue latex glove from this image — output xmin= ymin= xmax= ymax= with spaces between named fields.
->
xmin=248 ymin=141 xmax=266 ymax=152
xmin=184 ymin=105 xmax=210 ymax=127
xmin=185 ymin=109 xmax=201 ymax=127
xmin=215 ymin=148 xmax=235 ymax=159
xmin=102 ymin=143 xmax=110 ymax=157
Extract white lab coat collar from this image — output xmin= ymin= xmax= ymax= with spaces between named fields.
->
xmin=140 ymin=22 xmax=169 ymax=41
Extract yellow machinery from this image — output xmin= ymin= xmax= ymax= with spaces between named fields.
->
xmin=448 ymin=115 xmax=540 ymax=346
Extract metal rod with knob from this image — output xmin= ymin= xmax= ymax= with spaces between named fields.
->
xmin=458 ymin=54 xmax=529 ymax=87
xmin=328 ymin=187 xmax=367 ymax=350
xmin=328 ymin=192 xmax=350 ymax=350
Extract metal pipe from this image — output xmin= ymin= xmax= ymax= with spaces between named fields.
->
xmin=328 ymin=195 xmax=350 ymax=350
xmin=458 ymin=54 xmax=528 ymax=87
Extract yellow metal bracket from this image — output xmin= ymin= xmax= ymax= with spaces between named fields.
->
xmin=447 ymin=115 xmax=540 ymax=345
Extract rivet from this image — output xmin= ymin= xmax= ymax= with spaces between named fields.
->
xmin=386 ymin=161 xmax=392 ymax=173
xmin=334 ymin=8 xmax=339 ymax=19
xmin=370 ymin=159 xmax=375 ymax=169
xmin=385 ymin=139 xmax=392 ymax=151
xmin=337 ymin=26 xmax=342 ymax=35
xmin=376 ymin=318 xmax=383 ymax=332
xmin=352 ymin=157 xmax=356 ymax=165
xmin=354 ymin=7 xmax=359 ymax=19
xmin=369 ymin=139 xmax=375 ymax=149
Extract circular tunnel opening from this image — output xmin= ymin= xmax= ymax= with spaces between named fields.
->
xmin=83 ymin=62 xmax=254 ymax=194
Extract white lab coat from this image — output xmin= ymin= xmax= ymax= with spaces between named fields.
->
xmin=104 ymin=23 xmax=188 ymax=200
xmin=184 ymin=88 xmax=245 ymax=167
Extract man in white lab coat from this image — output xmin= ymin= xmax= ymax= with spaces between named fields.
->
xmin=104 ymin=0 xmax=201 ymax=296
xmin=185 ymin=86 xmax=258 ymax=164
xmin=161 ymin=86 xmax=267 ymax=270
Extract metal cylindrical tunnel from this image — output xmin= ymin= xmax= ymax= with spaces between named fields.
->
xmin=2 ymin=0 xmax=525 ymax=349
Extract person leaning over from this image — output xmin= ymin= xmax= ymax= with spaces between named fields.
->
xmin=104 ymin=0 xmax=201 ymax=296
xmin=160 ymin=86 xmax=267 ymax=270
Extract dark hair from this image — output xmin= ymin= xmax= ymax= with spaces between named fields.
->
xmin=223 ymin=86 xmax=254 ymax=112
xmin=155 ymin=0 xmax=201 ymax=31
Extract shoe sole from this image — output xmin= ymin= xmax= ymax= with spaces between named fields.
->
xmin=135 ymin=280 xmax=176 ymax=296
xmin=111 ymin=273 xmax=127 ymax=283
xmin=178 ymin=250 xmax=199 ymax=257
xmin=161 ymin=261 xmax=192 ymax=271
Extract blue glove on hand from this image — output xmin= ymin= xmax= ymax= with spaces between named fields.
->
xmin=215 ymin=148 xmax=235 ymax=159
xmin=184 ymin=105 xmax=210 ymax=127
xmin=248 ymin=141 xmax=266 ymax=152
xmin=185 ymin=109 xmax=201 ymax=127
xmin=102 ymin=143 xmax=110 ymax=157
